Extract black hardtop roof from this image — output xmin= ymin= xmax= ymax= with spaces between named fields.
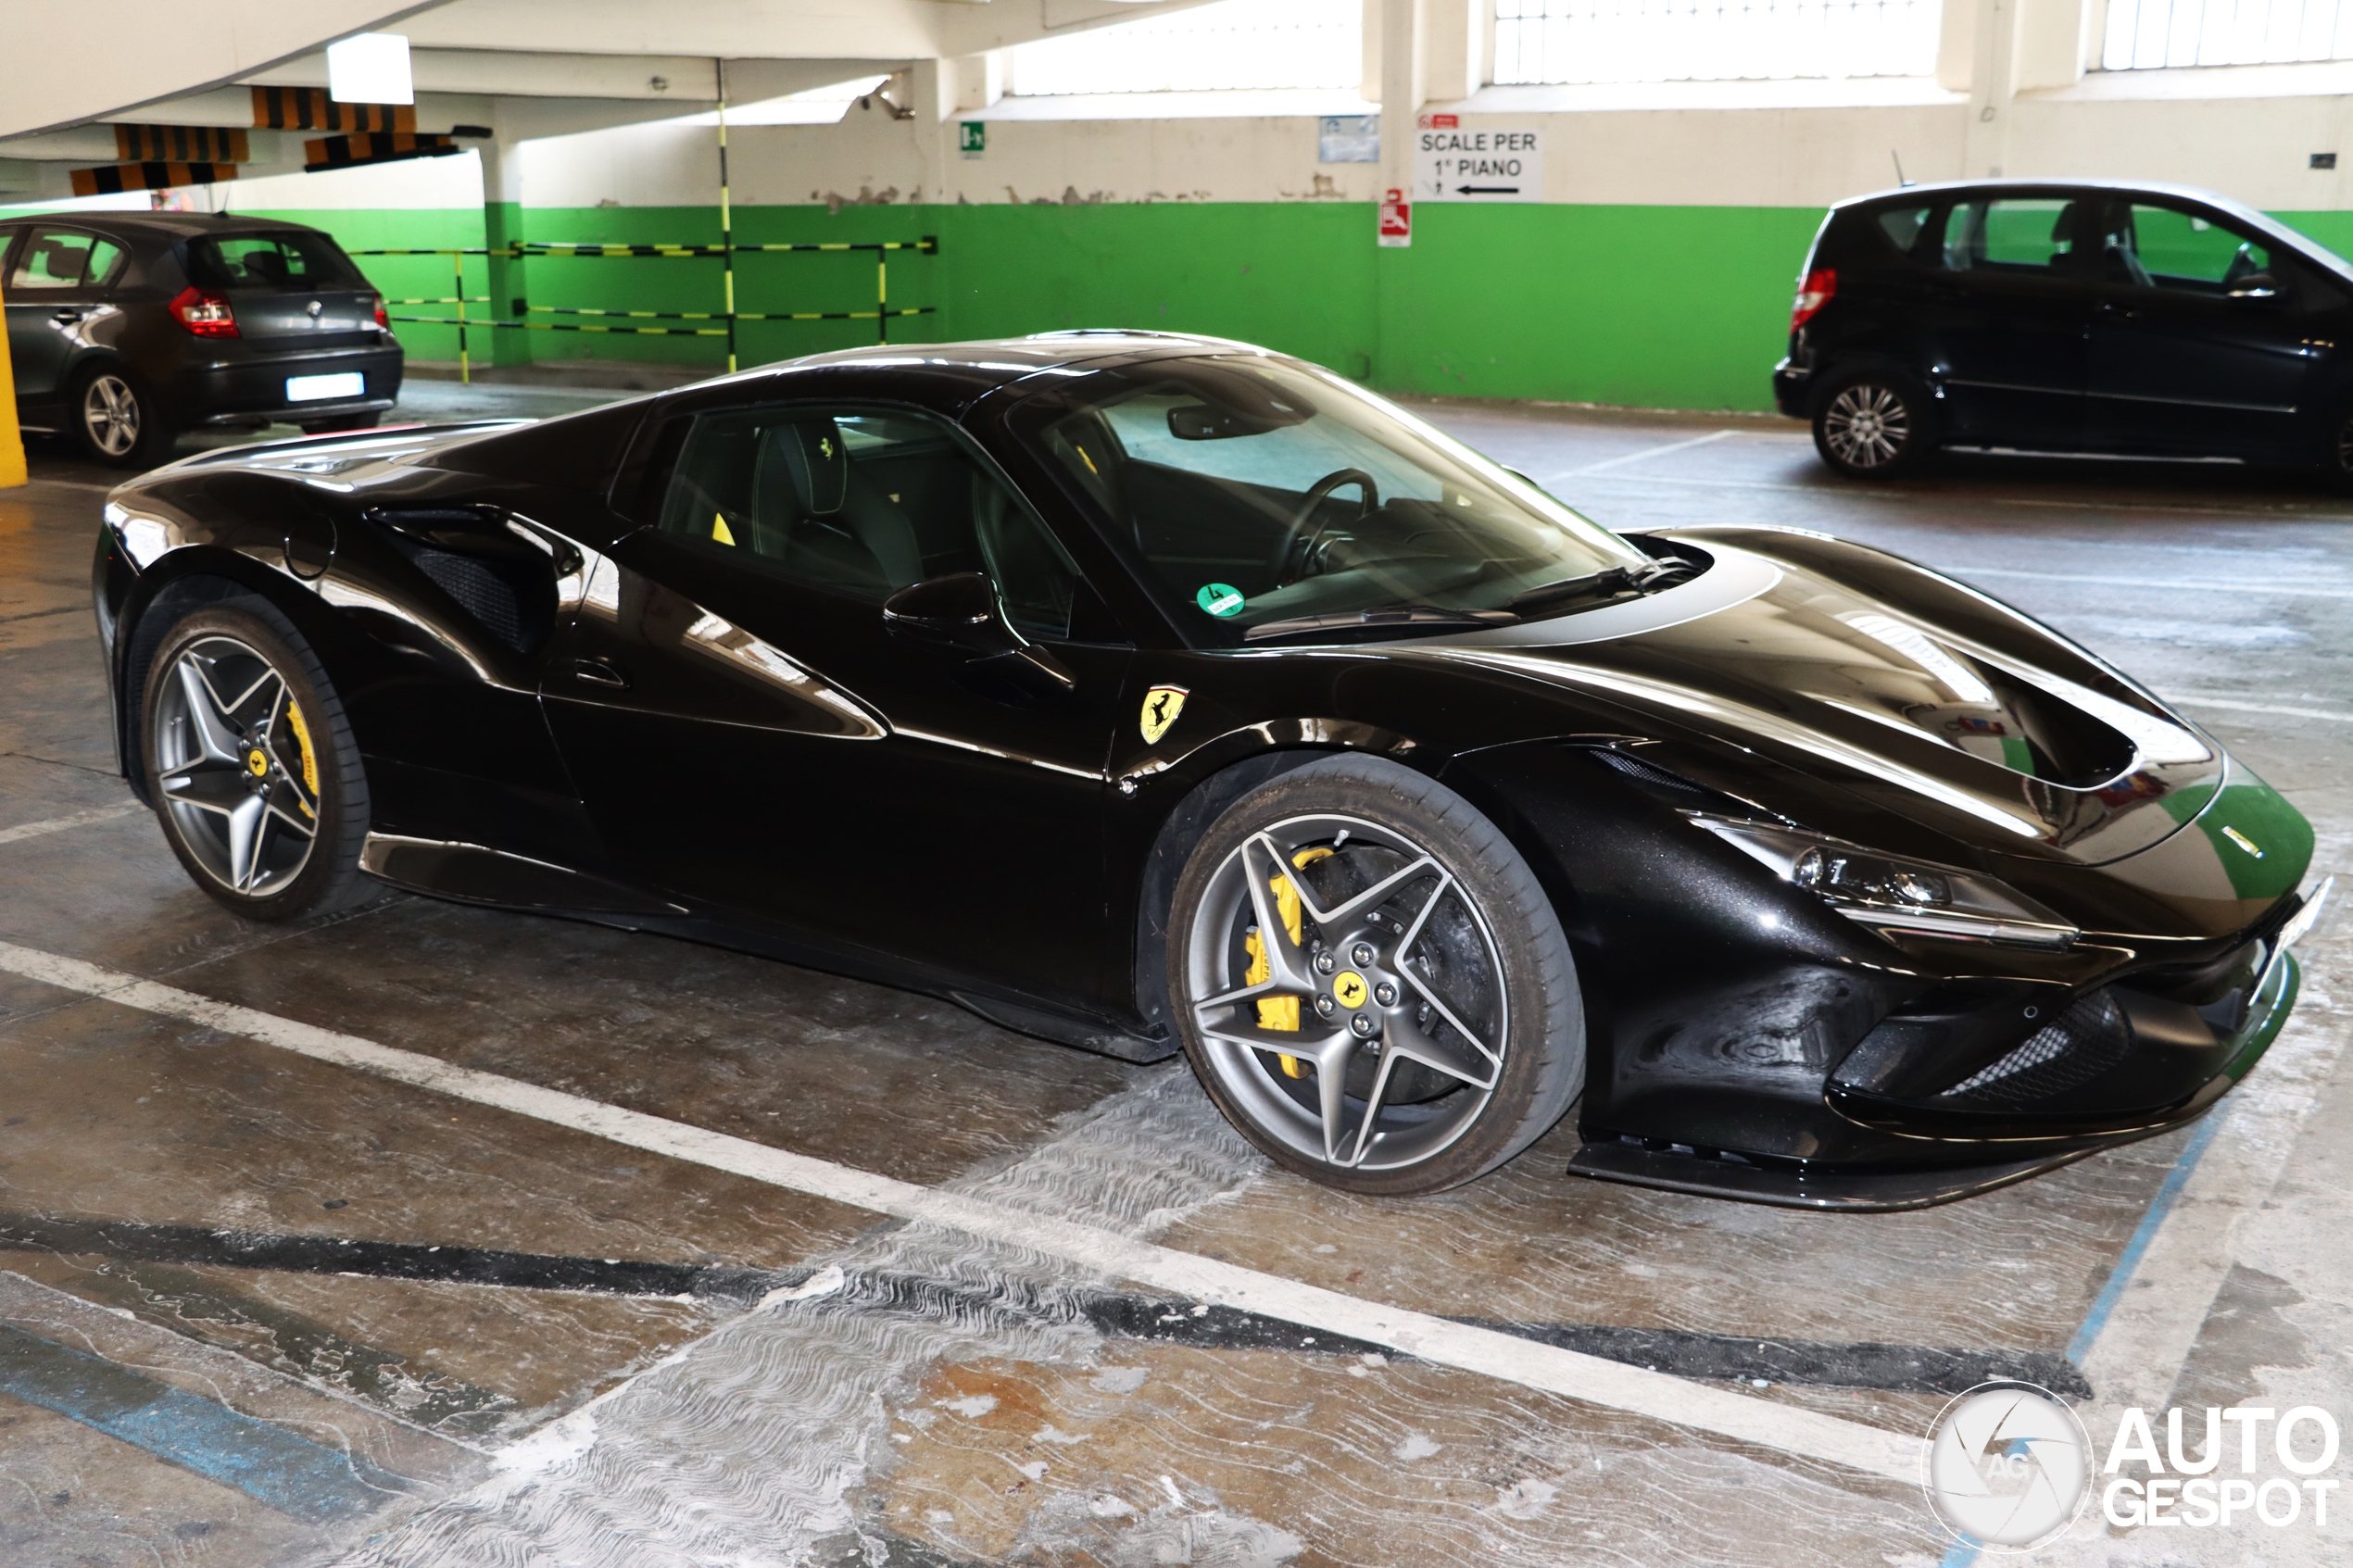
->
xmin=1831 ymin=177 xmax=2351 ymax=277
xmin=0 ymin=210 xmax=334 ymax=242
xmin=727 ymin=330 xmax=1284 ymax=395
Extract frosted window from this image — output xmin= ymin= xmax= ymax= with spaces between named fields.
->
xmin=1010 ymin=0 xmax=1362 ymax=95
xmin=2102 ymin=0 xmax=2353 ymax=69
xmin=1493 ymin=0 xmax=1940 ymax=84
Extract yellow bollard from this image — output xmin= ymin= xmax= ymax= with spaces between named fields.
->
xmin=0 ymin=272 xmax=26 ymax=488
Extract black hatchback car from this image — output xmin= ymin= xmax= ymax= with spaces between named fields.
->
xmin=2 ymin=212 xmax=399 ymax=466
xmin=1772 ymin=179 xmax=2353 ymax=480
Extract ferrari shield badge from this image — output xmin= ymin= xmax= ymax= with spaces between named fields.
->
xmin=1139 ymin=685 xmax=1189 ymax=745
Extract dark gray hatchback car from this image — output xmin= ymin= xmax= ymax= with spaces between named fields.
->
xmin=2 ymin=212 xmax=400 ymax=466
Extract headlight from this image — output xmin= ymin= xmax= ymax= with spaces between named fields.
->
xmin=1691 ymin=816 xmax=2079 ymax=949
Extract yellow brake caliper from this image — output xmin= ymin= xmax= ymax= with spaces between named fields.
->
xmin=283 ymin=699 xmax=320 ymax=819
xmin=1244 ymin=847 xmax=1334 ymax=1077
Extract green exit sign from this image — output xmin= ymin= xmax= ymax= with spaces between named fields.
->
xmin=959 ymin=121 xmax=986 ymax=157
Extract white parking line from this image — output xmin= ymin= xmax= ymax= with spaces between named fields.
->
xmin=2170 ymin=696 xmax=2353 ymax=724
xmin=1962 ymin=566 xmax=2353 ymax=599
xmin=1545 ymin=429 xmax=1738 ymax=479
xmin=0 ymin=938 xmax=1926 ymax=1485
xmin=0 ymin=804 xmax=140 ymax=847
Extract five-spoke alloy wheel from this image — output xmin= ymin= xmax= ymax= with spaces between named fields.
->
xmin=1171 ymin=756 xmax=1584 ymax=1194
xmin=70 ymin=365 xmax=169 ymax=468
xmin=142 ymin=604 xmax=371 ymax=919
xmin=1812 ymin=370 xmax=1931 ymax=479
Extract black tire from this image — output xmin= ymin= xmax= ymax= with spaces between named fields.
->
xmin=2322 ymin=405 xmax=2353 ymax=492
xmin=298 ymin=412 xmax=383 ymax=436
xmin=1811 ymin=368 xmax=1933 ymax=479
xmin=1168 ymin=755 xmax=1584 ymax=1195
xmin=69 ymin=363 xmax=174 ymax=468
xmin=139 ymin=599 xmax=372 ymax=920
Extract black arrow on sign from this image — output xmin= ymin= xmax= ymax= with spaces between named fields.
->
xmin=1456 ymin=184 xmax=1521 ymax=194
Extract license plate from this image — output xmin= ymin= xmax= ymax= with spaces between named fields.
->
xmin=286 ymin=372 xmax=364 ymax=403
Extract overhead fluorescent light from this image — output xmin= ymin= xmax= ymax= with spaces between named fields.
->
xmin=327 ymin=33 xmax=414 ymax=106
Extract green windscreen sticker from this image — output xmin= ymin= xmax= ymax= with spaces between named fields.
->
xmin=1196 ymin=583 xmax=1245 ymax=618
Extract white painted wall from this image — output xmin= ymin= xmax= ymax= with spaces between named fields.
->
xmin=15 ymin=0 xmax=2351 ymax=222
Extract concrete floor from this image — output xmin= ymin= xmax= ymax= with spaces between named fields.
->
xmin=0 ymin=377 xmax=2347 ymax=1567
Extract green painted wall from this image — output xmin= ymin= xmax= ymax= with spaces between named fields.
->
xmin=233 ymin=197 xmax=2349 ymax=413
xmin=255 ymin=198 xmax=1819 ymax=410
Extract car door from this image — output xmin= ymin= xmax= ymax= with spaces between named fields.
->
xmin=4 ymin=225 xmax=127 ymax=409
xmin=540 ymin=402 xmax=1137 ymax=1005
xmin=2082 ymin=195 xmax=2324 ymax=457
xmin=1921 ymin=194 xmax=2095 ymax=447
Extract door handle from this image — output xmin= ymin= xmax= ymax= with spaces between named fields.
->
xmin=50 ymin=309 xmax=82 ymax=324
xmin=568 ymin=657 xmax=631 ymax=690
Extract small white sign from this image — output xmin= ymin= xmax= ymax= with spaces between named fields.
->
xmin=1414 ymin=126 xmax=1543 ymax=203
xmin=327 ymin=33 xmax=414 ymax=106
xmin=287 ymin=372 xmax=364 ymax=403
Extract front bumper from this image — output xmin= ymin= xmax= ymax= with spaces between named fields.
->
xmin=1571 ymin=946 xmax=2301 ymax=1210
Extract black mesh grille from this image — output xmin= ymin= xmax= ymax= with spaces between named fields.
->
xmin=1589 ymin=747 xmax=1725 ymax=808
xmin=385 ymin=536 xmax=547 ymax=652
xmin=1941 ymin=990 xmax=2132 ymax=1106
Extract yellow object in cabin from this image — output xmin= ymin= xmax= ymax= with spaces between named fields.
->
xmin=712 ymin=513 xmax=736 ymax=546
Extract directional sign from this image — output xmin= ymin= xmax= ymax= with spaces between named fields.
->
xmin=1413 ymin=127 xmax=1542 ymax=204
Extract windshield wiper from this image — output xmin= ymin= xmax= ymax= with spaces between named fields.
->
xmin=1242 ymin=607 xmax=1514 ymax=645
xmin=1504 ymin=558 xmax=1689 ymax=618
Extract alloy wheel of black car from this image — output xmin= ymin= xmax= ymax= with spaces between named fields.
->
xmin=72 ymin=366 xmax=169 ymax=468
xmin=142 ymin=604 xmax=371 ymax=920
xmin=1171 ymin=756 xmax=1584 ymax=1195
xmin=1813 ymin=374 xmax=1928 ymax=479
xmin=2328 ymin=408 xmax=2353 ymax=490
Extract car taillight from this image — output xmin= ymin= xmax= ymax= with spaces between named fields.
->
xmin=371 ymin=293 xmax=389 ymax=329
xmin=169 ymin=285 xmax=239 ymax=338
xmin=1791 ymin=267 xmax=1837 ymax=331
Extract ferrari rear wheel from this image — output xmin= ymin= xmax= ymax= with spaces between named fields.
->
xmin=1171 ymin=755 xmax=1584 ymax=1195
xmin=142 ymin=602 xmax=371 ymax=920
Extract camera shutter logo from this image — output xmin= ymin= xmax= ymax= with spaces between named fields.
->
xmin=1923 ymin=1383 xmax=2092 ymax=1550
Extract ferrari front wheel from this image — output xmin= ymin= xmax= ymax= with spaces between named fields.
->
xmin=142 ymin=602 xmax=372 ymax=920
xmin=1170 ymin=756 xmax=1584 ymax=1195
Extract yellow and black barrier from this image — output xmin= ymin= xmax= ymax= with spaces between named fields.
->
xmin=363 ymin=235 xmax=938 ymax=374
xmin=305 ymin=132 xmax=459 ymax=172
xmin=70 ymin=161 xmax=238 ymax=196
xmin=115 ymin=125 xmax=248 ymax=163
xmin=251 ymin=87 xmax=413 ymax=135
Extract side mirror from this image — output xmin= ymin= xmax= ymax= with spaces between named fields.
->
xmin=882 ymin=571 xmax=1014 ymax=656
xmin=2228 ymin=273 xmax=2279 ymax=300
xmin=883 ymin=572 xmax=1076 ymax=694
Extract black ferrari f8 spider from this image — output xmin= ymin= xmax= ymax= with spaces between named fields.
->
xmin=94 ymin=332 xmax=2323 ymax=1204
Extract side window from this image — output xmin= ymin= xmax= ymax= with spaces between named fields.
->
xmin=1940 ymin=198 xmax=2077 ymax=275
xmin=657 ymin=408 xmax=1083 ymax=639
xmin=2098 ymin=201 xmax=2273 ymax=295
xmin=7 ymin=229 xmax=122 ymax=290
xmin=1874 ymin=203 xmax=1935 ymax=259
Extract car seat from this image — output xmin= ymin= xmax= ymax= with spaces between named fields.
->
xmin=765 ymin=419 xmax=925 ymax=592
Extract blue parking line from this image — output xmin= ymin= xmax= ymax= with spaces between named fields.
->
xmin=2064 ymin=1109 xmax=2229 ymax=1367
xmin=0 ymin=1323 xmax=407 ymax=1524
xmin=1931 ymin=1107 xmax=2235 ymax=1567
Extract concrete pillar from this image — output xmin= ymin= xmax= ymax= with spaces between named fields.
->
xmin=477 ymin=123 xmax=531 ymax=369
xmin=1961 ymin=0 xmax=2018 ymax=179
xmin=0 ymin=270 xmax=24 ymax=488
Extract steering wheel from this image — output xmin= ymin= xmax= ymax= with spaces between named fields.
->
xmin=1269 ymin=468 xmax=1378 ymax=587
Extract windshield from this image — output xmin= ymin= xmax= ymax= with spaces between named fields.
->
xmin=1014 ymin=356 xmax=1651 ymax=642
